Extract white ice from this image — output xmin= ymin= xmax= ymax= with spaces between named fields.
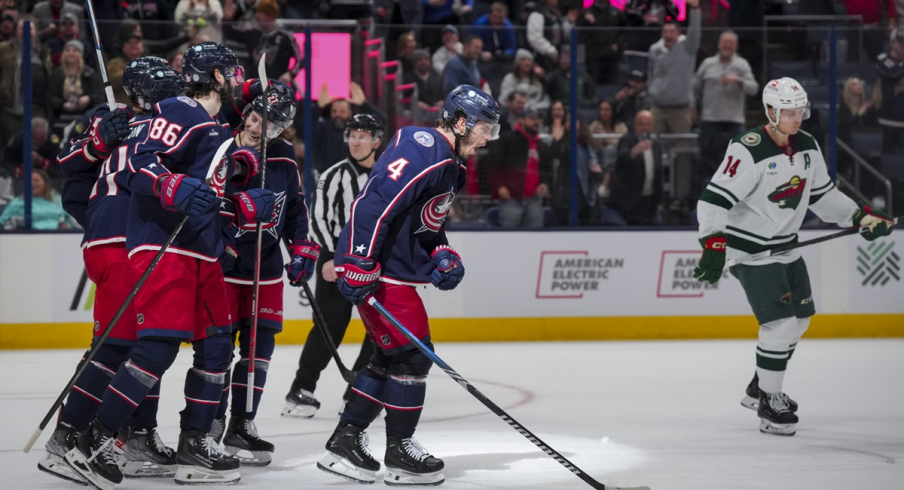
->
xmin=2 ymin=339 xmax=903 ymax=489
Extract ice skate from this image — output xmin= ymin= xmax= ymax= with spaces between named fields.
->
xmin=119 ymin=427 xmax=177 ymax=478
xmin=37 ymin=422 xmax=88 ymax=486
xmin=383 ymin=435 xmax=444 ymax=487
xmin=741 ymin=373 xmax=798 ymax=412
xmin=208 ymin=416 xmax=226 ymax=445
xmin=758 ymin=391 xmax=799 ymax=436
xmin=317 ymin=422 xmax=380 ymax=484
xmin=64 ymin=419 xmax=123 ymax=490
xmin=173 ymin=430 xmax=240 ymax=485
xmin=282 ymin=388 xmax=320 ymax=418
xmin=223 ymin=417 xmax=273 ymax=466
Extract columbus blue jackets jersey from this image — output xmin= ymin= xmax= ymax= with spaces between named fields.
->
xmin=127 ymin=96 xmax=235 ymax=260
xmin=222 ymin=138 xmax=310 ymax=282
xmin=335 ymin=127 xmax=463 ymax=285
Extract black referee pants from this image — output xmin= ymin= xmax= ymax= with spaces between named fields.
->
xmin=290 ymin=256 xmax=375 ymax=394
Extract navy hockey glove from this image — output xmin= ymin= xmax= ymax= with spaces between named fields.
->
xmin=220 ymin=244 xmax=238 ymax=273
xmin=88 ymin=109 xmax=130 ymax=160
xmin=693 ymin=233 xmax=727 ymax=284
xmin=227 ymin=188 xmax=277 ymax=227
xmin=230 ymin=146 xmax=260 ymax=186
xmin=286 ymin=240 xmax=320 ymax=286
xmin=157 ymin=174 xmax=218 ymax=216
xmin=430 ymin=245 xmax=465 ymax=291
xmin=852 ymin=204 xmax=894 ymax=241
xmin=337 ymin=254 xmax=381 ymax=305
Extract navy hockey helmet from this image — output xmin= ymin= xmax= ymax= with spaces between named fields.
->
xmin=344 ymin=113 xmax=384 ymax=143
xmin=133 ymin=65 xmax=186 ymax=112
xmin=182 ymin=42 xmax=243 ymax=88
xmin=122 ymin=56 xmax=168 ymax=103
xmin=249 ymin=83 xmax=296 ymax=130
xmin=441 ymin=84 xmax=501 ymax=139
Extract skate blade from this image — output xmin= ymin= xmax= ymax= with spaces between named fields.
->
xmin=759 ymin=419 xmax=796 ymax=436
xmin=384 ymin=467 xmax=444 ymax=487
xmin=740 ymin=395 xmax=758 ymax=411
xmin=120 ymin=459 xmax=178 ymax=478
xmin=281 ymin=402 xmax=318 ymax=419
xmin=64 ymin=448 xmax=118 ymax=490
xmin=173 ymin=465 xmax=241 ymax=486
xmin=38 ymin=453 xmax=89 ymax=486
xmin=317 ymin=451 xmax=376 ymax=484
xmin=224 ymin=446 xmax=272 ymax=467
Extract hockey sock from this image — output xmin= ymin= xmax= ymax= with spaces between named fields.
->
xmin=341 ymin=366 xmax=388 ymax=429
xmin=229 ymin=328 xmax=275 ymax=419
xmin=383 ymin=347 xmax=433 ymax=439
xmin=756 ymin=317 xmax=796 ymax=393
xmin=215 ymin=368 xmax=231 ymax=420
xmin=129 ymin=380 xmax=161 ymax=430
xmin=180 ymin=333 xmax=232 ymax=432
xmin=786 ymin=317 xmax=811 ymax=362
xmin=61 ymin=343 xmax=131 ymax=431
xmin=97 ymin=339 xmax=179 ymax=433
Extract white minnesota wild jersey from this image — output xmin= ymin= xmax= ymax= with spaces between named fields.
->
xmin=698 ymin=126 xmax=858 ymax=265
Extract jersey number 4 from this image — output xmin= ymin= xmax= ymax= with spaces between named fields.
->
xmin=387 ymin=158 xmax=410 ymax=181
xmin=148 ymin=118 xmax=183 ymax=146
xmin=723 ymin=155 xmax=740 ymax=178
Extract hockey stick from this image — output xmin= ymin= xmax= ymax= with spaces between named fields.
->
xmin=23 ymin=139 xmax=234 ymax=453
xmin=727 ymin=216 xmax=900 ymax=267
xmin=300 ymin=278 xmax=357 ymax=384
xmin=366 ymin=297 xmax=651 ymax=490
xmin=83 ymin=0 xmax=116 ymax=107
xmin=246 ymin=54 xmax=268 ymax=413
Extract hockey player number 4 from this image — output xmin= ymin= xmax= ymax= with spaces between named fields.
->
xmin=387 ymin=158 xmax=410 ymax=181
xmin=723 ymin=155 xmax=740 ymax=178
xmin=148 ymin=118 xmax=183 ymax=146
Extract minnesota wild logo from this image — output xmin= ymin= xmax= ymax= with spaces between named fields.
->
xmin=768 ymin=175 xmax=807 ymax=209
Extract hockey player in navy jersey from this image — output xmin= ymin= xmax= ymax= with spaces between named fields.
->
xmin=65 ymin=42 xmax=276 ymax=488
xmin=209 ymin=84 xmax=319 ymax=466
xmin=317 ymin=85 xmax=500 ymax=486
xmin=44 ymin=58 xmax=182 ymax=486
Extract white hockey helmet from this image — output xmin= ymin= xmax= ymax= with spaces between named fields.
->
xmin=762 ymin=77 xmax=810 ymax=127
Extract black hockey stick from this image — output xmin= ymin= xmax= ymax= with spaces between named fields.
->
xmin=366 ymin=297 xmax=651 ymax=490
xmin=83 ymin=0 xmax=115 ymax=107
xmin=727 ymin=216 xmax=901 ymax=267
xmin=24 ymin=139 xmax=234 ymax=453
xmin=246 ymin=54 xmax=269 ymax=413
xmin=300 ymin=278 xmax=357 ymax=384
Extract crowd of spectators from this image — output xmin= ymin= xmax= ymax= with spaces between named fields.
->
xmin=0 ymin=0 xmax=902 ymax=230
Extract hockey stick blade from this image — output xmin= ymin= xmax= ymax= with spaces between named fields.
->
xmin=300 ymin=279 xmax=357 ymax=384
xmin=246 ymin=54 xmax=269 ymax=413
xmin=366 ymin=297 xmax=650 ymax=490
xmin=727 ymin=216 xmax=901 ymax=267
xmin=24 ymin=139 xmax=232 ymax=453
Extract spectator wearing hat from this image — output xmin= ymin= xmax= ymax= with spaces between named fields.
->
xmin=107 ymin=28 xmax=146 ymax=106
xmin=423 ymin=0 xmax=473 ymax=52
xmin=499 ymin=48 xmax=550 ymax=113
xmin=0 ymin=19 xmax=53 ymax=140
xmin=615 ymin=69 xmax=650 ymax=128
xmin=32 ymin=0 xmax=83 ymax=42
xmin=0 ymin=9 xmax=16 ymax=43
xmin=50 ymin=39 xmax=102 ymax=125
xmin=432 ymin=24 xmax=463 ymax=75
xmin=442 ymin=34 xmax=484 ymax=94
xmin=404 ymin=48 xmax=444 ymax=111
xmin=487 ymin=105 xmax=546 ymax=228
xmin=223 ymin=0 xmax=303 ymax=82
xmin=46 ymin=12 xmax=81 ymax=66
xmin=472 ymin=2 xmax=518 ymax=63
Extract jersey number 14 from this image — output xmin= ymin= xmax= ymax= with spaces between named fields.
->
xmin=723 ymin=155 xmax=740 ymax=178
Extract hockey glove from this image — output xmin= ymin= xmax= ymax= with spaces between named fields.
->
xmin=337 ymin=254 xmax=381 ymax=305
xmin=227 ymin=188 xmax=277 ymax=227
xmin=430 ymin=245 xmax=465 ymax=291
xmin=230 ymin=146 xmax=261 ymax=186
xmin=220 ymin=244 xmax=238 ymax=273
xmin=157 ymin=174 xmax=218 ymax=216
xmin=693 ymin=233 xmax=727 ymax=284
xmin=286 ymin=240 xmax=320 ymax=286
xmin=852 ymin=204 xmax=894 ymax=241
xmin=236 ymin=78 xmax=282 ymax=104
xmin=88 ymin=109 xmax=131 ymax=160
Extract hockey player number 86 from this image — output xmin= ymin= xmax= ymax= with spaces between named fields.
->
xmin=148 ymin=118 xmax=183 ymax=147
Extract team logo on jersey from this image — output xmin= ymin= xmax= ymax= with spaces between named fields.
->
xmin=177 ymin=95 xmax=198 ymax=107
xmin=416 ymin=189 xmax=455 ymax=234
xmin=212 ymin=158 xmax=229 ymax=193
xmin=741 ymin=133 xmax=761 ymax=146
xmin=234 ymin=190 xmax=287 ymax=239
xmin=413 ymin=131 xmax=435 ymax=147
xmin=381 ymin=335 xmax=392 ymax=346
xmin=767 ymin=175 xmax=807 ymax=209
xmin=780 ymin=292 xmax=792 ymax=304
xmin=856 ymin=240 xmax=900 ymax=286
xmin=137 ymin=313 xmax=144 ymax=325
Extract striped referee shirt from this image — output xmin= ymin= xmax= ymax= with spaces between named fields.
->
xmin=310 ymin=158 xmax=372 ymax=260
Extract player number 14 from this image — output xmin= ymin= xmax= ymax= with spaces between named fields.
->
xmin=723 ymin=155 xmax=740 ymax=178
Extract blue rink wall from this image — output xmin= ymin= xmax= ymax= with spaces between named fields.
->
xmin=1 ymin=231 xmax=902 ymax=349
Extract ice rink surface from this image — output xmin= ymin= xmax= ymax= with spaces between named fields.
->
xmin=1 ymin=339 xmax=902 ymax=490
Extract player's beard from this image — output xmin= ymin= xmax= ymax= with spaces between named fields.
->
xmin=218 ymin=82 xmax=236 ymax=108
xmin=459 ymin=129 xmax=483 ymax=157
